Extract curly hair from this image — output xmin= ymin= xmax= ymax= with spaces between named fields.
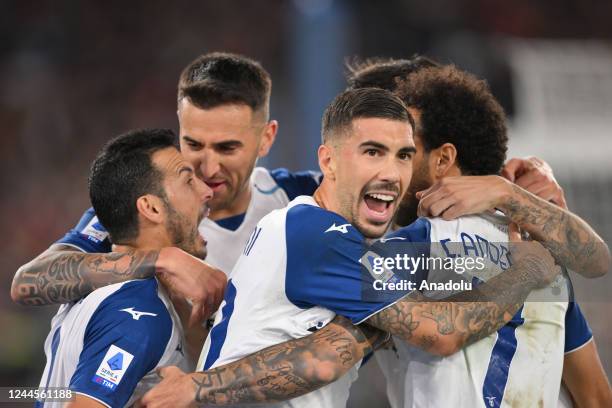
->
xmin=396 ymin=65 xmax=508 ymax=175
xmin=345 ymin=55 xmax=440 ymax=91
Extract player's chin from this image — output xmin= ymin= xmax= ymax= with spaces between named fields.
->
xmin=355 ymin=216 xmax=391 ymax=239
xmin=357 ymin=202 xmax=395 ymax=238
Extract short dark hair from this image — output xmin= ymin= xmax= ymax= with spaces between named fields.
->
xmin=346 ymin=55 xmax=440 ymax=91
xmin=397 ymin=66 xmax=508 ymax=175
xmin=178 ymin=52 xmax=271 ymax=117
xmin=321 ymin=88 xmax=413 ymax=144
xmin=89 ymin=129 xmax=177 ymax=243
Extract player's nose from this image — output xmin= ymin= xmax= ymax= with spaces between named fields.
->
xmin=202 ymin=151 xmax=221 ymax=179
xmin=195 ymin=177 xmax=213 ymax=203
xmin=377 ymin=158 xmax=402 ymax=184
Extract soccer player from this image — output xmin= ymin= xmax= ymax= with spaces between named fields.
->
xmin=11 ymin=52 xmax=319 ymax=322
xmin=37 ymin=129 xmax=213 ymax=407
xmin=141 ymin=87 xmax=575 ymax=408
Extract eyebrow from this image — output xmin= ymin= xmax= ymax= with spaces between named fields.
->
xmin=399 ymin=146 xmax=417 ymax=155
xmin=359 ymin=140 xmax=389 ymax=151
xmin=182 ymin=135 xmax=202 ymax=146
xmin=359 ymin=140 xmax=417 ymax=154
xmin=213 ymin=140 xmax=243 ymax=148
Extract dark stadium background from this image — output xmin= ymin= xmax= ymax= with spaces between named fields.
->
xmin=1 ymin=1 xmax=611 ymax=406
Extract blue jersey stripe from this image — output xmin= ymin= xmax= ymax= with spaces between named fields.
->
xmin=37 ymin=326 xmax=62 ymax=406
xmin=45 ymin=327 xmax=62 ymax=390
xmin=204 ymin=280 xmax=237 ymax=370
xmin=482 ymin=307 xmax=525 ymax=407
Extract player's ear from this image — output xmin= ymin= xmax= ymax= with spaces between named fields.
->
xmin=318 ymin=144 xmax=336 ymax=181
xmin=433 ymin=142 xmax=458 ymax=178
xmin=257 ymin=120 xmax=278 ymax=158
xmin=136 ymin=194 xmax=165 ymax=225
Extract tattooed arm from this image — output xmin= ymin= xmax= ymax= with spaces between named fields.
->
xmin=417 ymin=176 xmax=611 ymax=277
xmin=367 ymin=230 xmax=559 ymax=356
xmin=10 ymin=244 xmax=158 ymax=306
xmin=140 ymin=316 xmax=388 ymax=407
xmin=500 ymin=183 xmax=610 ymax=277
xmin=11 ymin=245 xmax=226 ymax=325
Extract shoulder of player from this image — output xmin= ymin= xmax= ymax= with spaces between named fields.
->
xmin=253 ymin=167 xmax=321 ymax=199
xmin=85 ymin=279 xmax=173 ymax=334
xmin=391 ymin=213 xmax=508 ymax=241
xmin=388 ymin=217 xmax=433 ymax=241
xmin=285 ymin=201 xmax=364 ymax=245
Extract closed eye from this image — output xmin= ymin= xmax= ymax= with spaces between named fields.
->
xmin=213 ymin=140 xmax=243 ymax=154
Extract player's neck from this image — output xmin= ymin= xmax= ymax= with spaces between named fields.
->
xmin=313 ymin=181 xmax=339 ymax=213
xmin=112 ymin=227 xmax=173 ymax=253
xmin=209 ymin=183 xmax=252 ymax=221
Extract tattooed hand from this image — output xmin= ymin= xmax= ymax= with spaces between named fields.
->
xmin=156 ymin=247 xmax=226 ymax=327
xmin=416 ymin=175 xmax=610 ymax=277
xmin=135 ymin=366 xmax=197 ymax=408
xmin=507 ymin=223 xmax=560 ymax=289
xmin=139 ymin=316 xmax=387 ymax=406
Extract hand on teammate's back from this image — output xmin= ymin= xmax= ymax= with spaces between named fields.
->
xmin=156 ymin=247 xmax=227 ymax=327
xmin=501 ymin=156 xmax=567 ymax=209
xmin=416 ymin=175 xmax=511 ymax=219
xmin=508 ymin=223 xmax=560 ymax=289
xmin=137 ymin=366 xmax=196 ymax=408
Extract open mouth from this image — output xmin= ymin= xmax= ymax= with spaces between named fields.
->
xmin=362 ymin=192 xmax=397 ymax=224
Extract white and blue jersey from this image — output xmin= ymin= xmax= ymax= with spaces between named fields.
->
xmin=376 ymin=213 xmax=591 ymax=408
xmin=56 ymin=167 xmax=321 ymax=276
xmin=198 ymin=195 xmax=428 ymax=408
xmin=37 ymin=278 xmax=189 ymax=407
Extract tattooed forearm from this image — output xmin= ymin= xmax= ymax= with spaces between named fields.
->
xmin=366 ymin=252 xmax=548 ymax=356
xmin=190 ymin=315 xmax=387 ymax=405
xmin=10 ymin=245 xmax=158 ymax=305
xmin=502 ymin=184 xmax=610 ymax=277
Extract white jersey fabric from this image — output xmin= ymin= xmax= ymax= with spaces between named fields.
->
xmin=376 ymin=213 xmax=580 ymax=408
xmin=199 ymin=195 xmax=428 ymax=407
xmin=37 ymin=278 xmax=190 ymax=407
xmin=199 ymin=167 xmax=321 ymax=274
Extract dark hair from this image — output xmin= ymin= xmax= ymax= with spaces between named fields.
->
xmin=178 ymin=52 xmax=271 ymax=116
xmin=346 ymin=55 xmax=440 ymax=91
xmin=89 ymin=129 xmax=177 ymax=243
xmin=397 ymin=66 xmax=508 ymax=175
xmin=321 ymin=88 xmax=413 ymax=143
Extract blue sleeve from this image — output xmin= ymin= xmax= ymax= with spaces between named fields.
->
xmin=284 ymin=205 xmax=429 ymax=324
xmin=56 ymin=208 xmax=112 ymax=253
xmin=564 ymin=301 xmax=593 ymax=353
xmin=70 ymin=279 xmax=173 ymax=407
xmin=269 ymin=168 xmax=322 ymax=200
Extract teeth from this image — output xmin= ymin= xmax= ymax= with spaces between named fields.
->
xmin=368 ymin=193 xmax=394 ymax=202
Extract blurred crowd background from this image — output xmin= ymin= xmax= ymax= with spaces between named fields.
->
xmin=1 ymin=1 xmax=611 ymax=406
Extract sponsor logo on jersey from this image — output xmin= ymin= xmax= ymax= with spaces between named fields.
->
xmin=81 ymin=217 xmax=109 ymax=244
xmin=120 ymin=307 xmax=158 ymax=321
xmin=325 ymin=223 xmax=351 ymax=234
xmin=92 ymin=345 xmax=134 ymax=390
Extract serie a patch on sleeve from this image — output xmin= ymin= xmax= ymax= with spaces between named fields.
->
xmin=80 ymin=216 xmax=109 ymax=244
xmin=91 ymin=345 xmax=134 ymax=391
